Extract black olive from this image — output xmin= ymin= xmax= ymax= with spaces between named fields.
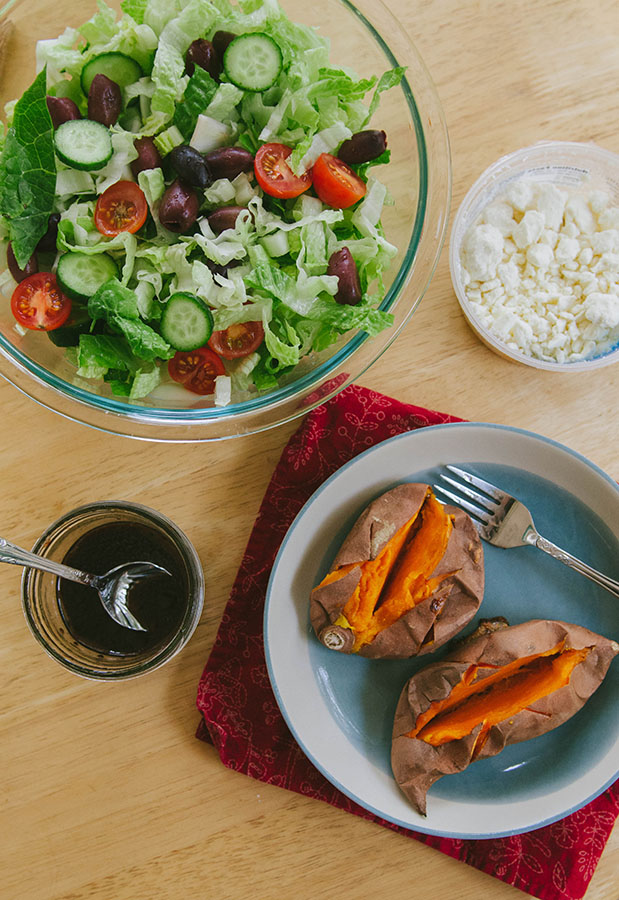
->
xmin=337 ymin=130 xmax=388 ymax=165
xmin=158 ymin=180 xmax=200 ymax=233
xmin=169 ymin=145 xmax=212 ymax=189
xmin=327 ymin=247 xmax=362 ymax=305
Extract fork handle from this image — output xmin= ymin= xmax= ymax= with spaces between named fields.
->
xmin=526 ymin=532 xmax=619 ymax=599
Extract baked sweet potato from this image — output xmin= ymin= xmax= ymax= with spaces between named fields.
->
xmin=391 ymin=619 xmax=619 ymax=815
xmin=310 ymin=483 xmax=484 ymax=658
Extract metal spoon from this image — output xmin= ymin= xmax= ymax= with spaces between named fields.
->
xmin=0 ymin=537 xmax=170 ymax=631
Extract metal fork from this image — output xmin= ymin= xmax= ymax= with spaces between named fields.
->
xmin=435 ymin=465 xmax=619 ymax=599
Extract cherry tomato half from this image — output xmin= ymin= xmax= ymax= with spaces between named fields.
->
xmin=11 ymin=272 xmax=72 ymax=331
xmin=312 ymin=153 xmax=366 ymax=209
xmin=254 ymin=143 xmax=312 ymax=199
xmin=168 ymin=346 xmax=225 ymax=395
xmin=208 ymin=321 xmax=264 ymax=359
xmin=94 ymin=180 xmax=148 ymax=236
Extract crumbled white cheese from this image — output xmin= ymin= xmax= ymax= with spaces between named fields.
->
xmin=512 ymin=210 xmax=545 ymax=249
xmin=526 ymin=243 xmax=553 ymax=269
xmin=214 ymin=375 xmax=232 ymax=407
xmin=583 ymin=293 xmax=619 ymax=329
xmin=505 ymin=180 xmax=533 ymax=211
xmin=482 ymin=201 xmax=515 ymax=236
xmin=460 ymin=177 xmax=619 ymax=363
xmin=555 ymin=235 xmax=580 ymax=263
xmin=461 ymin=223 xmax=503 ymax=281
xmin=534 ymin=183 xmax=567 ymax=231
xmin=566 ymin=195 xmax=597 ymax=234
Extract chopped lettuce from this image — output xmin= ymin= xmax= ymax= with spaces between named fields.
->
xmin=120 ymin=0 xmax=149 ymax=25
xmin=173 ymin=68 xmax=218 ymax=138
xmin=2 ymin=0 xmax=404 ymax=405
xmin=88 ymin=279 xmax=174 ymax=358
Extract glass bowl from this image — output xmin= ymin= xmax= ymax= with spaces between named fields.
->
xmin=22 ymin=501 xmax=204 ymax=679
xmin=450 ymin=141 xmax=619 ymax=371
xmin=0 ymin=0 xmax=451 ymax=441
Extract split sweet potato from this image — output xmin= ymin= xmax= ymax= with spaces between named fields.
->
xmin=391 ymin=619 xmax=619 ymax=815
xmin=310 ymin=483 xmax=484 ymax=658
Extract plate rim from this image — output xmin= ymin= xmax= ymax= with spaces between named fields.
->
xmin=264 ymin=421 xmax=619 ymax=838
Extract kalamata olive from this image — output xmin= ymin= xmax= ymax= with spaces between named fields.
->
xmin=337 ymin=130 xmax=388 ymax=165
xmin=185 ymin=39 xmax=220 ymax=78
xmin=204 ymin=146 xmax=255 ymax=181
xmin=207 ymin=206 xmax=246 ymax=234
xmin=35 ymin=213 xmax=61 ymax=254
xmin=169 ymin=144 xmax=212 ymax=190
xmin=88 ymin=73 xmax=122 ymax=127
xmin=206 ymin=259 xmax=229 ymax=279
xmin=212 ymin=30 xmax=237 ymax=58
xmin=206 ymin=258 xmax=242 ymax=279
xmin=158 ymin=179 xmax=199 ymax=233
xmin=46 ymin=95 xmax=81 ymax=129
xmin=7 ymin=242 xmax=38 ymax=282
xmin=327 ymin=247 xmax=362 ymax=305
xmin=131 ymin=137 xmax=163 ymax=178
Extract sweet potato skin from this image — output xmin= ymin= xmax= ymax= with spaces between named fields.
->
xmin=310 ymin=483 xmax=484 ymax=658
xmin=391 ymin=619 xmax=619 ymax=815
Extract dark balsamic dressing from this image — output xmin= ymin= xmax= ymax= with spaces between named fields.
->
xmin=57 ymin=522 xmax=189 ymax=655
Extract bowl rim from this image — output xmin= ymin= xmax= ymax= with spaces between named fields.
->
xmin=0 ymin=0 xmax=450 ymax=435
xmin=449 ymin=139 xmax=619 ymax=372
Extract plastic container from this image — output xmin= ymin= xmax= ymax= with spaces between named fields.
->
xmin=21 ymin=501 xmax=204 ymax=679
xmin=450 ymin=141 xmax=619 ymax=371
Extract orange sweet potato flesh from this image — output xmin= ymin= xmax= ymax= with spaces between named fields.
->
xmin=339 ymin=511 xmax=422 ymax=642
xmin=333 ymin=493 xmax=453 ymax=651
xmin=411 ymin=644 xmax=589 ymax=746
xmin=309 ymin=483 xmax=485 ymax=659
xmin=391 ymin=619 xmax=619 ymax=816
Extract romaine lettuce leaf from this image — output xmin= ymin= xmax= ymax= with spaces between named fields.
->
xmin=77 ymin=333 xmax=163 ymax=398
xmin=88 ymin=279 xmax=174 ymax=361
xmin=112 ymin=315 xmax=174 ymax=360
xmin=0 ymin=69 xmax=56 ymax=268
xmin=173 ymin=67 xmax=218 ymax=138
xmin=78 ymin=333 xmax=137 ymax=373
xmin=365 ymin=66 xmax=406 ymax=125
xmin=142 ymin=0 xmax=219 ymax=134
xmin=121 ymin=0 xmax=149 ymax=25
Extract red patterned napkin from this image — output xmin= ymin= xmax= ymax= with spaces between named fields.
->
xmin=196 ymin=384 xmax=618 ymax=900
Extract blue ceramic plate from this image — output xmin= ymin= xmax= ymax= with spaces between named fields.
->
xmin=264 ymin=423 xmax=619 ymax=838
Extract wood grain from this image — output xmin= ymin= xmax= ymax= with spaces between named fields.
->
xmin=1 ymin=1 xmax=618 ymax=898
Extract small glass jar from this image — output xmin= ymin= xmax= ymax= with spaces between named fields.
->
xmin=22 ymin=501 xmax=204 ymax=680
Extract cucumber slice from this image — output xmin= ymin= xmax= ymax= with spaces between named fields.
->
xmin=81 ymin=52 xmax=143 ymax=95
xmin=46 ymin=309 xmax=94 ymax=347
xmin=54 ymin=119 xmax=113 ymax=171
xmin=56 ymin=252 xmax=119 ymax=301
xmin=160 ymin=292 xmax=214 ymax=351
xmin=223 ymin=33 xmax=282 ymax=92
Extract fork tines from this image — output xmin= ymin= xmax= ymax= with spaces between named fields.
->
xmin=433 ymin=465 xmax=502 ymax=524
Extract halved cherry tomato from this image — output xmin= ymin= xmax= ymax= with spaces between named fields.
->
xmin=168 ymin=346 xmax=225 ymax=395
xmin=254 ymin=143 xmax=312 ymax=199
xmin=208 ymin=321 xmax=264 ymax=359
xmin=94 ymin=180 xmax=148 ymax=236
xmin=312 ymin=153 xmax=366 ymax=209
xmin=11 ymin=272 xmax=72 ymax=331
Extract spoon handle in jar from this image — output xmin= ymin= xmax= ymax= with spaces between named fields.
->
xmin=0 ymin=537 xmax=95 ymax=586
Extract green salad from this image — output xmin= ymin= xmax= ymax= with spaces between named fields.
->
xmin=0 ymin=0 xmax=403 ymax=404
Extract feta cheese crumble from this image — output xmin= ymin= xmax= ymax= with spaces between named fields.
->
xmin=460 ymin=179 xmax=619 ymax=363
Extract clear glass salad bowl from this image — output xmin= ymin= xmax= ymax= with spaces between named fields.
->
xmin=0 ymin=0 xmax=450 ymax=441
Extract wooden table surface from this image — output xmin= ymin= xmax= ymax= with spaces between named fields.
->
xmin=1 ymin=1 xmax=618 ymax=898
